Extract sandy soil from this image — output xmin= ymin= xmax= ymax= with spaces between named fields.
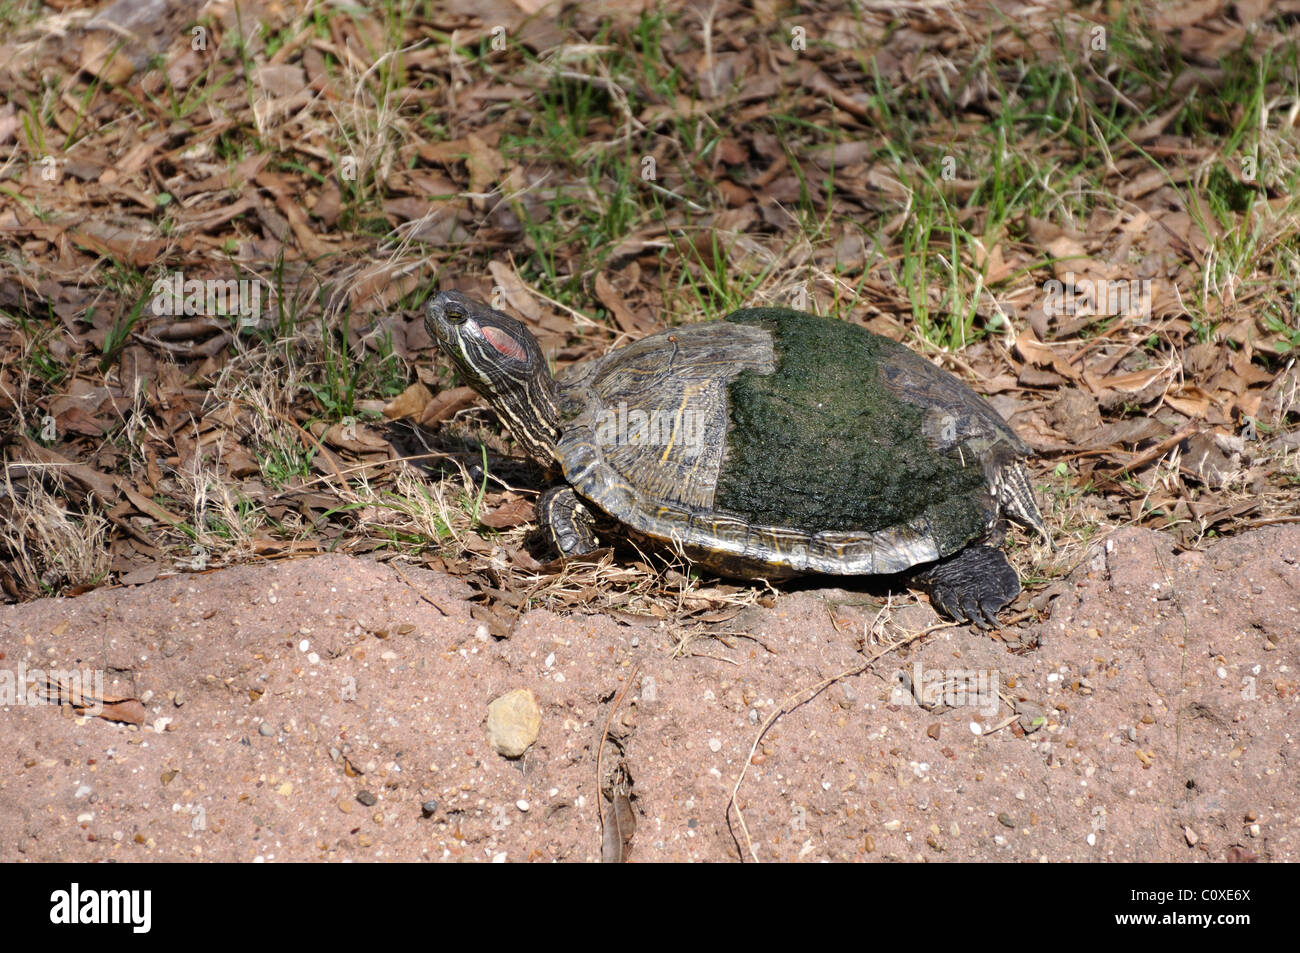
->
xmin=1 ymin=525 xmax=1295 ymax=862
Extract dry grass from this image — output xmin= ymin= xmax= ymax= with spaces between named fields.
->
xmin=0 ymin=467 xmax=112 ymax=594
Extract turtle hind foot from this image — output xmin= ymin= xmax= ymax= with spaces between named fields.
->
xmin=910 ymin=544 xmax=1020 ymax=629
xmin=537 ymin=486 xmax=600 ymax=557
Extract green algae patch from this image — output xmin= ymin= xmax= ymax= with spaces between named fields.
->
xmin=714 ymin=309 xmax=989 ymax=553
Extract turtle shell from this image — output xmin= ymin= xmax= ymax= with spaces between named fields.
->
xmin=553 ymin=308 xmax=1030 ymax=577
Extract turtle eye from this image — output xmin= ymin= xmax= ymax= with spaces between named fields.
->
xmin=443 ymin=302 xmax=466 ymax=324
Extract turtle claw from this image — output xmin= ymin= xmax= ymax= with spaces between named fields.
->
xmin=911 ymin=544 xmax=1020 ymax=629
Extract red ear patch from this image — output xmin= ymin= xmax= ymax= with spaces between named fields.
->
xmin=481 ymin=325 xmax=529 ymax=362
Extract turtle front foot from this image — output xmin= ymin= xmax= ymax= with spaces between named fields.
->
xmin=537 ymin=486 xmax=600 ymax=557
xmin=910 ymin=544 xmax=1020 ymax=629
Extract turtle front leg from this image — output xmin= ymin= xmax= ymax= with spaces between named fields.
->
xmin=537 ymin=486 xmax=600 ymax=557
xmin=909 ymin=544 xmax=1020 ymax=629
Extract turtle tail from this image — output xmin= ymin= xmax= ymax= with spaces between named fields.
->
xmin=996 ymin=460 xmax=1054 ymax=549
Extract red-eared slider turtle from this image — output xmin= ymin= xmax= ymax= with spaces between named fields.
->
xmin=426 ymin=291 xmax=1051 ymax=626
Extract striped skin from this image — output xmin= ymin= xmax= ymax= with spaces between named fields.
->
xmin=426 ymin=290 xmax=561 ymax=466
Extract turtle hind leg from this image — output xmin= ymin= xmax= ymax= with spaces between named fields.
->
xmin=537 ymin=486 xmax=599 ymax=557
xmin=909 ymin=544 xmax=1020 ymax=629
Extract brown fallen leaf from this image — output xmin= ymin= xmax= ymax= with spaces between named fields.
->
xmin=118 ymin=562 xmax=161 ymax=585
xmin=94 ymin=699 xmax=149 ymax=726
xmin=253 ymin=170 xmax=335 ymax=258
xmin=464 ymin=133 xmax=506 ymax=207
xmin=1180 ymin=431 xmax=1244 ymax=488
xmin=70 ymin=220 xmax=166 ymax=267
xmin=594 ymin=272 xmax=648 ymax=336
xmin=417 ymin=386 xmax=479 ymax=426
xmin=691 ymin=606 xmax=743 ymax=624
xmin=601 ymin=786 xmax=637 ymax=863
xmin=1163 ymin=385 xmax=1215 ymax=420
xmin=385 ymin=383 xmax=433 ymax=420
xmin=37 ymin=675 xmax=148 ymax=725
xmin=506 ymin=547 xmax=544 ymax=571
xmin=478 ymin=497 xmax=536 ymax=529
xmin=323 ymin=421 xmax=390 ymax=454
xmin=1015 ymin=327 xmax=1080 ymax=380
xmin=469 ymin=604 xmax=512 ymax=639
xmin=79 ymin=33 xmax=136 ymax=84
xmin=486 ymin=260 xmax=541 ymax=320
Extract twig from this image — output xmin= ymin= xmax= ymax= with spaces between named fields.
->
xmin=1094 ymin=424 xmax=1199 ymax=486
xmin=596 ymin=660 xmax=641 ymax=845
xmin=388 ymin=561 xmax=449 ymax=616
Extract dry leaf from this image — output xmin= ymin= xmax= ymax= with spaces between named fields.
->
xmin=1015 ymin=328 xmax=1079 ymax=380
xmin=478 ymin=498 xmax=536 ymax=529
xmin=418 ymin=386 xmax=479 ymax=426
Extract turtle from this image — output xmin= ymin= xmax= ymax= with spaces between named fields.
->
xmin=425 ymin=290 xmax=1051 ymax=626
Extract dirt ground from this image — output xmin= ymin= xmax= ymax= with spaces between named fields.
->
xmin=1 ymin=523 xmax=1294 ymax=863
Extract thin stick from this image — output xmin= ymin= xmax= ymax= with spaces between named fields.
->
xmin=596 ymin=660 xmax=641 ymax=846
xmin=388 ymin=561 xmax=449 ymax=616
xmin=1094 ymin=424 xmax=1198 ymax=486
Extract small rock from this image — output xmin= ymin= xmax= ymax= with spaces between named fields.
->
xmin=356 ymin=790 xmax=377 ymax=807
xmin=1184 ymin=825 xmax=1198 ymax=846
xmin=486 ymin=689 xmax=542 ymax=758
xmin=421 ymin=800 xmax=438 ymax=818
xmin=258 ymin=722 xmax=274 ymax=737
xmin=998 ymin=812 xmax=1016 ymax=828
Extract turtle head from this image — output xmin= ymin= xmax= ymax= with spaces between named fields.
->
xmin=425 ymin=290 xmax=560 ymax=465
